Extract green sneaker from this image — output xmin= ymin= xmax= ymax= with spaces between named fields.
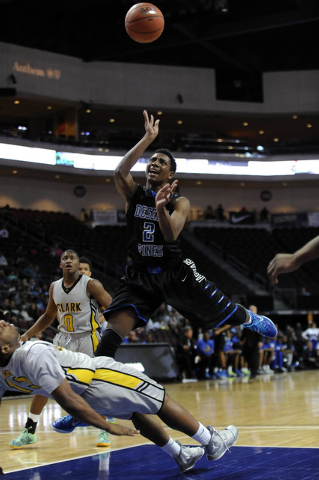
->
xmin=96 ymin=430 xmax=111 ymax=447
xmin=9 ymin=428 xmax=37 ymax=449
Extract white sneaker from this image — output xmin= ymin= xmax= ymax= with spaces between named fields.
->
xmin=173 ymin=441 xmax=204 ymax=473
xmin=205 ymin=425 xmax=238 ymax=460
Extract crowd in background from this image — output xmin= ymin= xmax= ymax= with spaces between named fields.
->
xmin=1 ymin=246 xmax=319 ymax=383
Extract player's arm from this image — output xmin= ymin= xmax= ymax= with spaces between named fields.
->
xmin=87 ymin=279 xmax=112 ymax=310
xmin=114 ymin=110 xmax=159 ymax=206
xmin=267 ymin=235 xmax=319 ymax=284
xmin=52 ymin=379 xmax=139 ymax=436
xmin=156 ymin=182 xmax=190 ymax=243
xmin=21 ymin=283 xmax=57 ymax=341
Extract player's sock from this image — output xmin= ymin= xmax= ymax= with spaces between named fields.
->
xmin=191 ymin=422 xmax=211 ymax=446
xmin=25 ymin=416 xmax=39 ymax=435
xmin=94 ymin=328 xmax=123 ymax=358
xmin=161 ymin=437 xmax=181 ymax=457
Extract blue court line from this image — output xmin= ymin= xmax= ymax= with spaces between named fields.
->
xmin=3 ymin=445 xmax=319 ymax=480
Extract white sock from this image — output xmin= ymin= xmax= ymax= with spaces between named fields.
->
xmin=28 ymin=412 xmax=41 ymax=423
xmin=161 ymin=437 xmax=181 ymax=458
xmin=191 ymin=422 xmax=211 ymax=446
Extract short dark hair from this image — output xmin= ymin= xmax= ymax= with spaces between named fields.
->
xmin=79 ymin=256 xmax=92 ymax=270
xmin=61 ymin=249 xmax=79 ymax=260
xmin=154 ymin=148 xmax=177 ymax=173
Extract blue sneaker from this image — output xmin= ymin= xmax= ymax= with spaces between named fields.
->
xmin=215 ymin=370 xmax=228 ymax=379
xmin=52 ymin=414 xmax=88 ymax=433
xmin=234 ymin=369 xmax=245 ymax=377
xmin=244 ymin=310 xmax=277 ymax=338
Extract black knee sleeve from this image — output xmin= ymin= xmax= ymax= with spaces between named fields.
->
xmin=95 ymin=328 xmax=123 ymax=358
xmin=228 ymin=304 xmax=248 ymax=326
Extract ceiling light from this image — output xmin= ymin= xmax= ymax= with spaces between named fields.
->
xmin=292 ymin=115 xmax=298 ymax=119
xmin=242 ymin=122 xmax=249 ymax=126
xmin=177 ymin=120 xmax=183 ymax=125
xmin=273 ymin=137 xmax=279 ymax=142
xmin=47 ymin=105 xmax=52 ymax=110
xmin=306 ymin=124 xmax=312 ymax=128
xmin=55 ymin=175 xmax=60 ymax=179
xmin=14 ymin=100 xmax=20 ymax=105
xmin=12 ymin=170 xmax=17 ymax=174
xmin=157 ymin=111 xmax=162 ymax=115
xmin=109 ymin=118 xmax=115 ymax=123
xmin=259 ymin=130 xmax=264 ymax=134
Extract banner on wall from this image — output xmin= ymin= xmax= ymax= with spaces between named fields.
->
xmin=229 ymin=211 xmax=256 ymax=225
xmin=272 ymin=213 xmax=310 ymax=228
xmin=308 ymin=212 xmax=319 ymax=227
xmin=91 ymin=209 xmax=126 ymax=225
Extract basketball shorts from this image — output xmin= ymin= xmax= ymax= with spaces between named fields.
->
xmin=104 ymin=258 xmax=246 ymax=330
xmin=53 ymin=330 xmax=101 ymax=358
xmin=82 ymin=356 xmax=165 ymax=420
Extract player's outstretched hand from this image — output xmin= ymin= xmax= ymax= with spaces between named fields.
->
xmin=105 ymin=422 xmax=140 ymax=437
xmin=156 ymin=180 xmax=178 ymax=208
xmin=143 ymin=110 xmax=160 ymax=138
xmin=267 ymin=253 xmax=296 ymax=284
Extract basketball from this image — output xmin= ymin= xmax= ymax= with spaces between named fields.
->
xmin=125 ymin=3 xmax=164 ymax=43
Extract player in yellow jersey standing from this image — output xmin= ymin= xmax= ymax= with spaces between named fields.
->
xmin=9 ymin=250 xmax=113 ymax=449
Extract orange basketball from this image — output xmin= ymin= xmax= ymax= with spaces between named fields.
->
xmin=125 ymin=3 xmax=164 ymax=43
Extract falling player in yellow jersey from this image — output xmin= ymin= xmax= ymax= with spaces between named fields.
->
xmin=0 ymin=320 xmax=238 ymax=474
xmin=9 ymin=250 xmax=113 ymax=449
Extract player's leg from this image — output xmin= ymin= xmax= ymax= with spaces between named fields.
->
xmin=132 ymin=392 xmax=238 ymax=472
xmin=94 ymin=308 xmax=137 ymax=358
xmin=131 ymin=412 xmax=204 ymax=473
xmin=9 ymin=394 xmax=48 ymax=449
xmin=158 ymin=393 xmax=238 ymax=460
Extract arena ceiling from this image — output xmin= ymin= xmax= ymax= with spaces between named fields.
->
xmin=1 ymin=0 xmax=318 ymax=72
xmin=0 ymin=0 xmax=319 ymax=154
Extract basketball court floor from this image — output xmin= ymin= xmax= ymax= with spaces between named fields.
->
xmin=1 ymin=370 xmax=319 ymax=479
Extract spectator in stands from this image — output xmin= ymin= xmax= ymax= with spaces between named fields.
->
xmin=215 ymin=204 xmax=226 ymax=222
xmin=0 ymin=252 xmax=8 ymax=266
xmin=224 ymin=329 xmax=243 ymax=377
xmin=268 ymin=234 xmax=319 ymax=284
xmin=292 ymin=322 xmax=307 ymax=358
xmin=241 ymin=305 xmax=264 ymax=378
xmin=123 ymin=330 xmax=141 ymax=344
xmin=196 ymin=330 xmax=216 ymax=379
xmin=175 ymin=326 xmax=198 ymax=381
xmin=302 ymin=340 xmax=319 ymax=369
xmin=300 ymin=286 xmax=311 ymax=296
xmin=7 ymin=270 xmax=18 ymax=283
xmin=27 ymin=302 xmax=40 ymax=321
xmin=49 ymin=243 xmax=63 ymax=258
xmin=212 ymin=326 xmax=229 ymax=378
xmin=259 ymin=206 xmax=269 ymax=223
xmin=0 ymin=225 xmax=9 ymax=238
xmin=301 ymin=321 xmax=319 ymax=350
xmin=203 ymin=205 xmax=215 ymax=220
xmin=0 ymin=297 xmax=10 ymax=311
xmin=0 ymin=269 xmax=7 ymax=286
xmin=145 ymin=332 xmax=155 ymax=343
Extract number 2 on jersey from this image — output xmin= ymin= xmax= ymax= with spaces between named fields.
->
xmin=143 ymin=222 xmax=155 ymax=242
